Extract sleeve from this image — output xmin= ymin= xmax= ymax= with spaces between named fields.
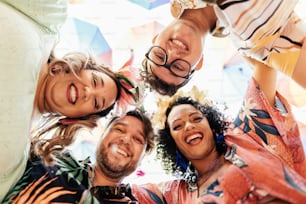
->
xmin=233 ymin=77 xmax=306 ymax=178
xmin=131 ymin=183 xmax=166 ymax=204
xmin=0 ymin=0 xmax=68 ymax=34
xmin=170 ymin=0 xmax=208 ymax=18
xmin=133 ymin=180 xmax=197 ymax=203
xmin=0 ymin=1 xmax=67 ymax=202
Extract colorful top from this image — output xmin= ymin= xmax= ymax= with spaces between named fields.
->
xmin=152 ymin=77 xmax=306 ymax=203
xmin=2 ymin=152 xmax=166 ymax=204
xmin=0 ymin=0 xmax=67 ymax=202
xmin=170 ymin=0 xmax=306 ymax=76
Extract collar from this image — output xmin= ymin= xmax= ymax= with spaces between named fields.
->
xmin=90 ymin=184 xmax=134 ymax=200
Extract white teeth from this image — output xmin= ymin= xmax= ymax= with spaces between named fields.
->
xmin=172 ymin=39 xmax=187 ymax=49
xmin=186 ymin=134 xmax=202 ymax=144
xmin=70 ymin=85 xmax=76 ymax=104
xmin=111 ymin=144 xmax=128 ymax=157
xmin=117 ymin=148 xmax=128 ymax=157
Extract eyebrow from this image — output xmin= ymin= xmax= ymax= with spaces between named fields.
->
xmin=170 ymin=112 xmax=201 ymax=123
xmin=98 ymin=73 xmax=105 ymax=109
xmin=114 ymin=121 xmax=146 ymax=140
xmin=100 ymin=75 xmax=104 ymax=87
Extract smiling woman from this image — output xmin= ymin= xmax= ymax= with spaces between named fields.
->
xmin=0 ymin=1 xmax=141 ymax=201
xmin=35 ymin=52 xmax=120 ymax=118
xmin=154 ymin=60 xmax=306 ymax=203
xmin=30 ymin=51 xmax=143 ymax=165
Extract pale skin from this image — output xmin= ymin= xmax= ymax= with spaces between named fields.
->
xmin=34 ymin=60 xmax=118 ymax=119
xmin=148 ymin=7 xmax=215 ymax=86
xmin=151 ymin=5 xmax=306 ymax=90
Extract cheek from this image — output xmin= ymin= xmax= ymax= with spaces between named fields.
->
xmin=170 ymin=130 xmax=181 ymax=141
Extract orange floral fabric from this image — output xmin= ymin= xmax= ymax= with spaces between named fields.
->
xmin=147 ymin=77 xmax=306 ymax=203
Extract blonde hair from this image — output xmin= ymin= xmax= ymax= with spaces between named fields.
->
xmin=30 ymin=115 xmax=98 ymax=165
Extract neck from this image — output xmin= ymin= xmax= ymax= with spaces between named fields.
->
xmin=34 ymin=63 xmax=50 ymax=116
xmin=194 ymin=154 xmax=230 ymax=194
xmin=197 ymin=156 xmax=224 ymax=185
xmin=181 ymin=5 xmax=217 ymax=35
xmin=90 ymin=166 xmax=134 ymax=202
xmin=92 ymin=166 xmax=123 ymax=187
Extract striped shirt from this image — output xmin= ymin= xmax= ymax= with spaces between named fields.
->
xmin=171 ymin=0 xmax=306 ymax=76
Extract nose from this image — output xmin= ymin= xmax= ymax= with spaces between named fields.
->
xmin=185 ymin=121 xmax=195 ymax=131
xmin=120 ymin=134 xmax=132 ymax=145
xmin=168 ymin=44 xmax=186 ymax=58
xmin=84 ymin=86 xmax=91 ymax=101
xmin=84 ymin=86 xmax=103 ymax=101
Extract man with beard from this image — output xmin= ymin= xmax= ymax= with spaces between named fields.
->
xmin=3 ymin=109 xmax=165 ymax=204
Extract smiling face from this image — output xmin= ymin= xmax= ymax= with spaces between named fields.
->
xmin=167 ymin=104 xmax=216 ymax=161
xmin=96 ymin=115 xmax=147 ymax=179
xmin=149 ymin=19 xmax=204 ymax=86
xmin=43 ymin=63 xmax=118 ymax=118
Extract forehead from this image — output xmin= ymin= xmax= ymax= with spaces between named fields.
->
xmin=168 ymin=104 xmax=200 ymax=121
xmin=113 ymin=115 xmax=144 ymax=131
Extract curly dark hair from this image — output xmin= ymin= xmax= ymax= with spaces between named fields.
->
xmin=156 ymin=97 xmax=230 ymax=175
xmin=141 ymin=58 xmax=190 ymax=96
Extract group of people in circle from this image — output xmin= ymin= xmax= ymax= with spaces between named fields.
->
xmin=1 ymin=0 xmax=306 ymax=203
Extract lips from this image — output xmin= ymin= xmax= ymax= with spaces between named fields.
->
xmin=185 ymin=133 xmax=203 ymax=144
xmin=67 ymin=84 xmax=78 ymax=104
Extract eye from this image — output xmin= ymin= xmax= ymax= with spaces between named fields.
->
xmin=172 ymin=122 xmax=183 ymax=131
xmin=192 ymin=116 xmax=204 ymax=123
xmin=92 ymin=73 xmax=98 ymax=87
xmin=133 ymin=136 xmax=145 ymax=145
xmin=152 ymin=50 xmax=166 ymax=63
xmin=172 ymin=63 xmax=184 ymax=71
xmin=156 ymin=53 xmax=165 ymax=61
xmin=94 ymin=98 xmax=100 ymax=110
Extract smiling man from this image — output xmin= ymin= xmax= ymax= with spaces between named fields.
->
xmin=2 ymin=109 xmax=166 ymax=204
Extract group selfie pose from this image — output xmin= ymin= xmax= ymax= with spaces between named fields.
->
xmin=1 ymin=0 xmax=305 ymax=203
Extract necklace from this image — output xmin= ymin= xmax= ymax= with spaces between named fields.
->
xmin=90 ymin=184 xmax=132 ymax=200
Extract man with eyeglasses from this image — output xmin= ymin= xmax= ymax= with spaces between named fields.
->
xmin=141 ymin=0 xmax=306 ymax=97
xmin=141 ymin=18 xmax=204 ymax=96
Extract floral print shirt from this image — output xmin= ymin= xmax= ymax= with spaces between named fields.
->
xmin=171 ymin=0 xmax=306 ymax=77
xmin=154 ymin=78 xmax=306 ymax=203
xmin=2 ymin=152 xmax=166 ymax=204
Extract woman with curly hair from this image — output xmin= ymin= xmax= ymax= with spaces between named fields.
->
xmin=155 ymin=59 xmax=306 ymax=203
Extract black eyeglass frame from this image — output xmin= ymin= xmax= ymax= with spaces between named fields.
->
xmin=145 ymin=46 xmax=193 ymax=80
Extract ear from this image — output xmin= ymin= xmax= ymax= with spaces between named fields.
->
xmin=49 ymin=61 xmax=61 ymax=74
xmin=152 ymin=34 xmax=158 ymax=44
xmin=195 ymin=55 xmax=204 ymax=70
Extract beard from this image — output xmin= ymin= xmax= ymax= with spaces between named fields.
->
xmin=95 ymin=144 xmax=136 ymax=179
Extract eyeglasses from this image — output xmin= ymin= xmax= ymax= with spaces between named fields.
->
xmin=145 ymin=46 xmax=193 ymax=79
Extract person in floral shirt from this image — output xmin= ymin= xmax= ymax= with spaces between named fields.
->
xmin=153 ymin=59 xmax=306 ymax=203
xmin=3 ymin=109 xmax=166 ymax=204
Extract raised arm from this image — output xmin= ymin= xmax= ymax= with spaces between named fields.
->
xmin=245 ymin=57 xmax=277 ymax=106
xmin=235 ymin=57 xmax=306 ymax=178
